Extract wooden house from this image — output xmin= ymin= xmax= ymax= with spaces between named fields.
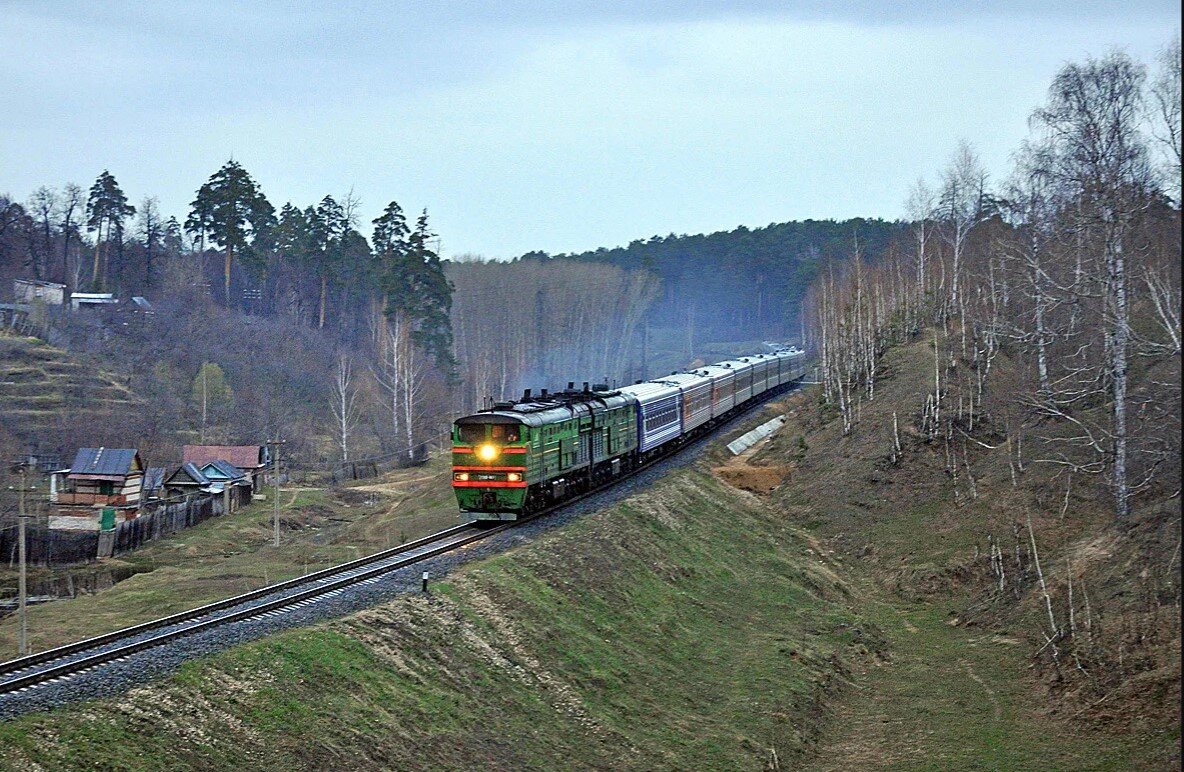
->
xmin=163 ymin=463 xmax=211 ymax=499
xmin=50 ymin=447 xmax=144 ymax=524
xmin=198 ymin=460 xmax=248 ymax=487
xmin=14 ymin=279 xmax=66 ymax=305
xmin=182 ymin=445 xmax=271 ymax=492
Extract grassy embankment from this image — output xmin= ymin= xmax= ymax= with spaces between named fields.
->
xmin=0 ymin=468 xmax=867 ymax=769
xmin=0 ymin=457 xmax=456 ymax=655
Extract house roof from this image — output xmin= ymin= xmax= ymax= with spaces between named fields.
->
xmin=166 ymin=463 xmax=210 ymax=486
xmin=143 ymin=467 xmax=166 ymax=491
xmin=182 ymin=445 xmax=266 ymax=470
xmin=67 ymin=447 xmax=142 ymax=479
xmin=201 ymin=460 xmax=245 ymax=480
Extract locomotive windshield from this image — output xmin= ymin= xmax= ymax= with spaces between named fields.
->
xmin=457 ymin=424 xmax=521 ymax=443
xmin=458 ymin=425 xmax=485 ymax=443
xmin=492 ymin=425 xmax=520 ymax=442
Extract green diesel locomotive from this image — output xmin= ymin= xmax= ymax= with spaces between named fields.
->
xmin=452 ymin=387 xmax=637 ymax=519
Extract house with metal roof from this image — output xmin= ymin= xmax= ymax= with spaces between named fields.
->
xmin=182 ymin=445 xmax=270 ymax=491
xmin=163 ymin=463 xmax=212 ymax=499
xmin=198 ymin=459 xmax=248 ymax=485
xmin=49 ymin=447 xmax=145 ymax=525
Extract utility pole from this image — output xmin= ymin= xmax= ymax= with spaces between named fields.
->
xmin=266 ymin=439 xmax=285 ymax=548
xmin=8 ymin=462 xmax=35 ymax=656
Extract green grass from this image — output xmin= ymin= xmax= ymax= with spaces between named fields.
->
xmin=0 ymin=463 xmax=461 ymax=656
xmin=0 ymin=469 xmax=866 ymax=770
xmin=804 ymin=583 xmax=1177 ymax=770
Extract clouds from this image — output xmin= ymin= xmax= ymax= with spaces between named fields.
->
xmin=1 ymin=2 xmax=1178 ymax=258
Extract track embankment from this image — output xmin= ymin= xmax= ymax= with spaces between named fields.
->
xmin=0 ymin=466 xmax=868 ymax=770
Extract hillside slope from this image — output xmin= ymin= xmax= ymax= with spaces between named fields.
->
xmin=755 ymin=337 xmax=1180 ymax=767
xmin=0 ymin=333 xmax=142 ymax=457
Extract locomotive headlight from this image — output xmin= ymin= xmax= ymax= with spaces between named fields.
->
xmin=506 ymin=472 xmax=522 ymax=482
xmin=454 ymin=472 xmax=469 ymax=482
xmin=477 ymin=443 xmax=498 ymax=461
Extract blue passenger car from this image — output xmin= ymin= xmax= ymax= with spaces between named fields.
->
xmin=618 ymin=381 xmax=683 ymax=452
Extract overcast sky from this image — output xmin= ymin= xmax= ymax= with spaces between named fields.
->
xmin=1 ymin=2 xmax=1178 ymax=259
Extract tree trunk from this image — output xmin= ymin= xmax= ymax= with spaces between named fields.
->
xmin=1109 ymin=224 xmax=1130 ymax=518
xmin=224 ymin=244 xmax=234 ymax=304
xmin=318 ymin=273 xmax=327 ymax=329
xmin=92 ymin=218 xmax=104 ymax=292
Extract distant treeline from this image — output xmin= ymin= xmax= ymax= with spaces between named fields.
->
xmin=517 ymin=218 xmax=901 ymax=344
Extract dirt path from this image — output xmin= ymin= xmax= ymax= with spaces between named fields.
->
xmin=801 ymin=580 xmax=1154 ymax=770
xmin=350 ymin=474 xmax=440 ymax=494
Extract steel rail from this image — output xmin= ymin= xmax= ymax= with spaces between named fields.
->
xmin=0 ymin=523 xmax=517 ymax=694
xmin=0 ymin=523 xmax=476 ymax=681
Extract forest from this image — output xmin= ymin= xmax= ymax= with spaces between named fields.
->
xmin=0 ymin=159 xmax=879 ymax=470
xmin=804 ymin=45 xmax=1180 ymax=713
xmin=0 ymin=41 xmax=1176 ymax=495
xmin=535 ymin=217 xmax=900 ymax=345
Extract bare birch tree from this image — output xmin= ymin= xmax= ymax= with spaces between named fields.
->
xmin=331 ymin=354 xmax=362 ymax=462
xmin=1148 ymin=36 xmax=1182 ymax=202
xmin=1030 ymin=51 xmax=1155 ymax=518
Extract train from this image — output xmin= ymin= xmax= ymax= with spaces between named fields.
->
xmin=451 ymin=347 xmax=807 ymax=522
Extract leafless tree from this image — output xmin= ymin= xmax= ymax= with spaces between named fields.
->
xmin=371 ymin=309 xmax=430 ymax=459
xmin=906 ymin=176 xmax=937 ymax=313
xmin=59 ymin=184 xmax=84 ymax=291
xmin=1030 ymin=51 xmax=1156 ymax=518
xmin=937 ymin=141 xmax=990 ymax=357
xmin=331 ymin=354 xmax=362 ymax=462
xmin=1148 ymin=36 xmax=1182 ymax=201
xmin=26 ymin=186 xmax=57 ymax=280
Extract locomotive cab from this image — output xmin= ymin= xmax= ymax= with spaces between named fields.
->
xmin=452 ymin=414 xmax=531 ymax=521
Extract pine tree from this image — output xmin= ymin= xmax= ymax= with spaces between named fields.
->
xmin=306 ymin=195 xmax=347 ymax=328
xmin=85 ymin=170 xmax=136 ymax=292
xmin=185 ymin=160 xmax=275 ymax=305
xmin=372 ymin=204 xmax=455 ymax=376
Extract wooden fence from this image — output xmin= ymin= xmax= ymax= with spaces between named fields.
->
xmin=1 ymin=486 xmax=250 ymax=567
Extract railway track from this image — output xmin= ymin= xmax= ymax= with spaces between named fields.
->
xmin=0 ymin=522 xmax=507 ymax=695
xmin=0 ymin=380 xmax=799 ymax=701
